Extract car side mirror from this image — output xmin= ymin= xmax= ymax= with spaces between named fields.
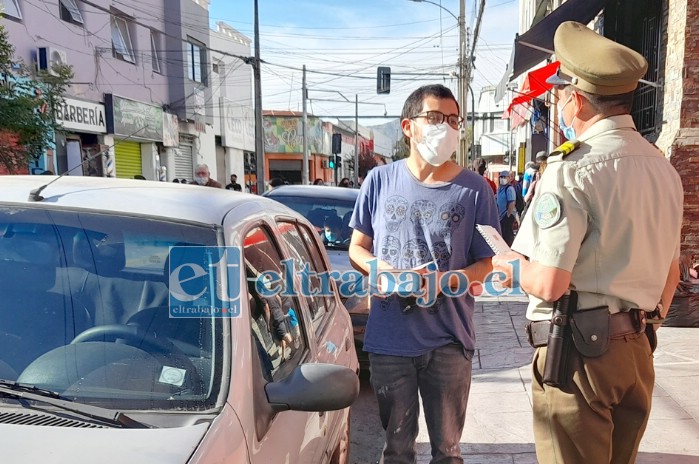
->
xmin=265 ymin=363 xmax=359 ymax=413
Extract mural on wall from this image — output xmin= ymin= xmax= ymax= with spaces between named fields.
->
xmin=263 ymin=117 xmax=325 ymax=153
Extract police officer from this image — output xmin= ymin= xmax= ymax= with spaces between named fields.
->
xmin=492 ymin=21 xmax=683 ymax=464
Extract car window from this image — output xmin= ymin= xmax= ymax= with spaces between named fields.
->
xmin=0 ymin=206 xmax=223 ymax=411
xmin=278 ymin=221 xmax=330 ymax=332
xmin=244 ymin=225 xmax=307 ymax=382
xmin=267 ymin=194 xmax=356 ymax=248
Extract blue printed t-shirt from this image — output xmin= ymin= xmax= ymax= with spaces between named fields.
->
xmin=496 ymin=185 xmax=515 ymax=220
xmin=349 ymin=160 xmax=500 ymax=356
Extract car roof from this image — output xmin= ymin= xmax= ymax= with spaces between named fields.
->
xmin=0 ymin=176 xmax=290 ymax=224
xmin=264 ymin=185 xmax=358 ymax=201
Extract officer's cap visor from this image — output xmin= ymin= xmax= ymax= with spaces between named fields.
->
xmin=546 ymin=69 xmax=577 ymax=87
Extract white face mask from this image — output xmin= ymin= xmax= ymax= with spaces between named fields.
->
xmin=415 ymin=123 xmax=459 ymax=167
xmin=195 ymin=175 xmax=209 ymax=185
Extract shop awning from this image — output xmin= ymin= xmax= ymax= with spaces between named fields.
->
xmin=504 ymin=61 xmax=559 ymax=116
xmin=494 ymin=0 xmax=606 ymax=102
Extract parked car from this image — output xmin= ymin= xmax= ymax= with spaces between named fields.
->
xmin=0 ymin=176 xmax=358 ymax=464
xmin=263 ymin=185 xmax=369 ymax=370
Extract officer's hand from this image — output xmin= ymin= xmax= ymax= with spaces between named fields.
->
xmin=492 ymin=251 xmax=526 ymax=288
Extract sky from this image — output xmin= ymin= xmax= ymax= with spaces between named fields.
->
xmin=208 ymin=0 xmax=519 ymax=125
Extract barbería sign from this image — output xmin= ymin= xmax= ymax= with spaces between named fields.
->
xmin=56 ymin=97 xmax=107 ymax=133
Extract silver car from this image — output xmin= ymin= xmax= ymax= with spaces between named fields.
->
xmin=263 ymin=185 xmax=370 ymax=371
xmin=0 ymin=176 xmax=358 ymax=464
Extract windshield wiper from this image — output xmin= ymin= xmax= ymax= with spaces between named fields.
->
xmin=0 ymin=380 xmax=149 ymax=429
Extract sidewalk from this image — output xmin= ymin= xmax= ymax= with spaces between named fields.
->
xmin=414 ymin=296 xmax=699 ymax=463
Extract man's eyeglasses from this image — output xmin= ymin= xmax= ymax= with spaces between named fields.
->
xmin=411 ymin=111 xmax=463 ymax=129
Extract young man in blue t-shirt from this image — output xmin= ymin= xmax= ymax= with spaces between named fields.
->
xmin=349 ymin=84 xmax=500 ymax=463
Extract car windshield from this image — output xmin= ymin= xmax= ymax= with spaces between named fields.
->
xmin=0 ymin=206 xmax=224 ymax=412
xmin=269 ymin=194 xmax=356 ymax=250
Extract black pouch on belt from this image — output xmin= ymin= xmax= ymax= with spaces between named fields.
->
xmin=569 ymin=306 xmax=610 ymax=358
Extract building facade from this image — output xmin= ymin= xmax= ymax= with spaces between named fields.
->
xmin=2 ymin=0 xmax=251 ymax=183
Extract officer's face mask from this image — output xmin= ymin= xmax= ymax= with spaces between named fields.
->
xmin=557 ymin=93 xmax=577 ymax=140
xmin=499 ymin=178 xmax=508 ymax=186
xmin=415 ymin=122 xmax=459 ymax=167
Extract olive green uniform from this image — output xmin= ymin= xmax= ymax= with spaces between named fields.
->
xmin=514 ymin=115 xmax=682 ymax=463
xmin=512 ymin=22 xmax=684 ymax=464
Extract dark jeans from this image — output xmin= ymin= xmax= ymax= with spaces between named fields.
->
xmin=369 ymin=344 xmax=473 ymax=464
xmin=500 ymin=214 xmax=515 ymax=246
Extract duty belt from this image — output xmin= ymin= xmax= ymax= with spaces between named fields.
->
xmin=527 ymin=308 xmax=647 ymax=348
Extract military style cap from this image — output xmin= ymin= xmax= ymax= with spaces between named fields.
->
xmin=546 ymin=21 xmax=648 ymax=95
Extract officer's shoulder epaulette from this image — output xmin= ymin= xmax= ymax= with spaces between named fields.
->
xmin=548 ymin=140 xmax=581 ymax=161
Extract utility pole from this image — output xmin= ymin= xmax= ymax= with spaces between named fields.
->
xmin=458 ymin=0 xmax=467 ymax=167
xmin=301 ymin=65 xmax=309 ymax=185
xmin=253 ymin=0 xmax=265 ymax=195
xmin=468 ymin=0 xmax=487 ymax=167
xmin=354 ymin=94 xmax=359 ymax=187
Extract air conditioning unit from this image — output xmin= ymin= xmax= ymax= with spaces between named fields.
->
xmin=37 ymin=47 xmax=68 ymax=76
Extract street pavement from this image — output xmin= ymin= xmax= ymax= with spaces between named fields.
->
xmin=364 ymin=295 xmax=699 ymax=463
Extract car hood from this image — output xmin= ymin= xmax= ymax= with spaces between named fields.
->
xmin=325 ymin=248 xmax=352 ymax=274
xmin=0 ymin=421 xmax=209 ymax=464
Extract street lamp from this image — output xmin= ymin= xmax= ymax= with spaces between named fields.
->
xmin=408 ymin=0 xmax=468 ymax=167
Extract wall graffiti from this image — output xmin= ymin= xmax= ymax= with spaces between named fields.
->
xmin=263 ymin=116 xmax=326 ymax=153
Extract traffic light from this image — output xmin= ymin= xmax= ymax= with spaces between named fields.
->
xmin=377 ymin=66 xmax=391 ymax=94
xmin=332 ymin=133 xmax=342 ymax=154
xmin=328 ymin=156 xmax=335 ymax=169
xmin=335 ymin=155 xmax=342 ymax=169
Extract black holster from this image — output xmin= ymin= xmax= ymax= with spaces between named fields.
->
xmin=542 ymin=291 xmax=577 ymax=388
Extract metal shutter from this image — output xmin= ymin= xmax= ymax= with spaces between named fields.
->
xmin=114 ymin=141 xmax=142 ymax=179
xmin=175 ymin=135 xmax=194 ymax=180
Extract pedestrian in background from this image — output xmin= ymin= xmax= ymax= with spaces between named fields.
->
xmin=193 ymin=164 xmax=223 ymax=188
xmin=339 ymin=177 xmax=350 ymax=188
xmin=349 ymin=83 xmax=500 ymax=464
xmin=496 ymin=170 xmax=516 ymax=246
xmin=473 ymin=157 xmax=497 ymax=194
xmin=493 ymin=21 xmax=683 ymax=464
xmin=225 ymin=174 xmax=241 ymax=190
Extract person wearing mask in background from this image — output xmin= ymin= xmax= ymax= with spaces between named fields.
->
xmin=492 ymin=22 xmax=683 ymax=464
xmin=322 ymin=215 xmax=345 ymax=244
xmin=225 ymin=174 xmax=240 ymax=190
xmin=193 ymin=164 xmax=223 ymax=188
xmin=349 ymin=84 xmax=500 ymax=464
xmin=497 ymin=170 xmax=516 ymax=246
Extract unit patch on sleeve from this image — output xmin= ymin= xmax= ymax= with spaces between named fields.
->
xmin=533 ymin=192 xmax=562 ymax=229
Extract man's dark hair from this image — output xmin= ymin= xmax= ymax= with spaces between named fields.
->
xmin=324 ymin=215 xmax=342 ymax=229
xmin=401 ymin=84 xmax=459 ymax=144
xmin=562 ymin=85 xmax=634 ymax=115
xmin=269 ymin=177 xmax=284 ymax=188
